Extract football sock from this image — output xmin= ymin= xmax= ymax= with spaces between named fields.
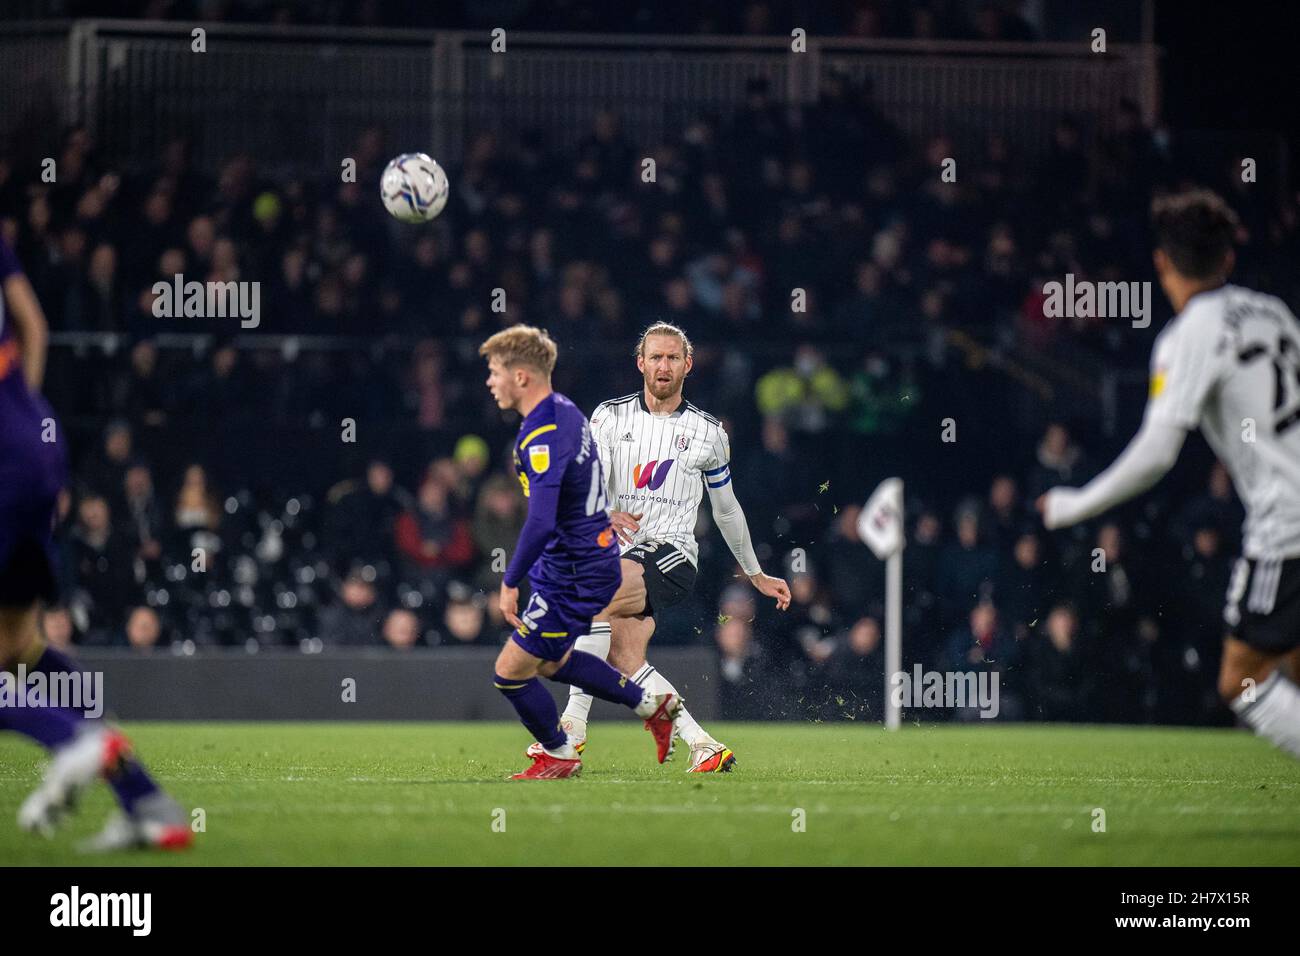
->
xmin=495 ymin=675 xmax=566 ymax=750
xmin=25 ymin=640 xmax=161 ymax=811
xmin=632 ymin=663 xmax=710 ymax=746
xmin=551 ymin=650 xmax=643 ymax=708
xmin=1231 ymin=671 xmax=1300 ymax=759
xmin=103 ymin=748 xmax=161 ymax=813
xmin=563 ymin=622 xmax=610 ymax=726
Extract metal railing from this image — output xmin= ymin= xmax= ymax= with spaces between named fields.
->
xmin=0 ymin=21 xmax=68 ymax=150
xmin=0 ymin=20 xmax=1157 ymax=173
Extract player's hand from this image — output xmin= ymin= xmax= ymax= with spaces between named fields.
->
xmin=499 ymin=583 xmax=523 ymax=630
xmin=750 ymin=572 xmax=791 ymax=610
xmin=609 ymin=511 xmax=642 ymax=545
xmin=1036 ymin=488 xmax=1079 ymax=530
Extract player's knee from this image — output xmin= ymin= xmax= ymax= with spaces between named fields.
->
xmin=609 ymin=587 xmax=645 ymax=619
xmin=493 ymin=647 xmax=530 ymax=683
xmin=1217 ymin=671 xmax=1243 ymax=705
xmin=1217 ymin=656 xmax=1270 ymax=704
xmin=607 ymin=642 xmax=645 ymax=675
xmin=537 ymin=657 xmax=564 ymax=680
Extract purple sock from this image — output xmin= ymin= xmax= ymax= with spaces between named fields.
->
xmin=27 ymin=644 xmax=160 ymax=812
xmin=551 ymin=651 xmax=643 ymax=708
xmin=495 ymin=674 xmax=566 ymax=750
xmin=103 ymin=746 xmax=159 ymax=813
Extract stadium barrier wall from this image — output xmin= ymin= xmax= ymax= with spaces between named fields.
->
xmin=74 ymin=647 xmax=720 ymax=721
xmin=0 ymin=20 xmax=1155 ymax=173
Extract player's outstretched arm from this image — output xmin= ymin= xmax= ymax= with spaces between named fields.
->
xmin=1037 ymin=415 xmax=1187 ymax=530
xmin=707 ymin=477 xmax=791 ymax=610
xmin=3 ymin=272 xmax=49 ymax=392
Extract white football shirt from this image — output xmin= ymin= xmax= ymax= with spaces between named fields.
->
xmin=1147 ymin=284 xmax=1300 ymax=560
xmin=589 ymin=391 xmax=732 ymax=567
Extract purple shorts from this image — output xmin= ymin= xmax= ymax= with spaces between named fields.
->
xmin=510 ymin=575 xmax=620 ymax=662
xmin=0 ymin=409 xmax=66 ymax=606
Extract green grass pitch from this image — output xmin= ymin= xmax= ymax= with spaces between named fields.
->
xmin=2 ymin=722 xmax=1297 ymax=865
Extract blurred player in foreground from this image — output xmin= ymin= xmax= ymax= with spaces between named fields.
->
xmin=1040 ymin=190 xmax=1300 ymax=760
xmin=481 ymin=325 xmax=681 ymax=779
xmin=0 ymin=236 xmax=191 ymax=848
xmin=554 ymin=322 xmax=790 ymax=772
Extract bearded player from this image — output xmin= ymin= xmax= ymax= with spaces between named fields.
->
xmin=482 ymin=324 xmax=682 ymax=779
xmin=0 ymin=235 xmax=191 ymax=848
xmin=552 ymin=322 xmax=791 ymax=772
xmin=1040 ymin=190 xmax=1300 ymax=760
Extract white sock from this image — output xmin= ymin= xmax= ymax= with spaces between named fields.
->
xmin=563 ymin=622 xmax=611 ymax=728
xmin=632 ymin=662 xmax=714 ymax=748
xmin=1231 ymin=671 xmax=1300 ymax=759
xmin=543 ymin=741 xmax=580 ymax=759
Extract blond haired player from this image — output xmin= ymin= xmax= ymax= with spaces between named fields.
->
xmin=549 ymin=322 xmax=791 ymax=772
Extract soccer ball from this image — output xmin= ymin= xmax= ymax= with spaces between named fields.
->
xmin=380 ymin=153 xmax=449 ymax=223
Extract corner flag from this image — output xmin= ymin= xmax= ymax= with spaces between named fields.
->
xmin=859 ymin=478 xmax=904 ymax=729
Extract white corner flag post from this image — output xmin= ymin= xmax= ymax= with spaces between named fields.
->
xmin=857 ymin=478 xmax=905 ymax=731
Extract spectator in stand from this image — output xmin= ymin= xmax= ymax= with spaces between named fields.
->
xmin=814 ymin=616 xmax=884 ymax=721
xmin=41 ymin=606 xmax=76 ymax=651
xmin=786 ymin=568 xmax=838 ymax=669
xmin=406 ymin=339 xmax=452 ymax=432
xmin=322 ymin=459 xmax=408 ymax=572
xmin=819 ymin=504 xmax=881 ymax=613
xmin=985 ymin=474 xmax=1023 ymax=555
xmin=470 ymin=474 xmax=527 ymax=596
xmin=942 ymin=601 xmax=1022 ymax=720
xmin=903 ymin=509 xmax=945 ymax=665
xmin=124 ymin=606 xmax=164 ymax=650
xmin=935 ymin=500 xmax=999 ymax=629
xmin=434 ymin=583 xmax=491 ymax=646
xmin=715 ymin=610 xmax=767 ymax=720
xmin=450 ymin=435 xmax=490 ymax=513
xmin=1073 ymin=522 xmax=1158 ymax=724
xmin=173 ymin=463 xmax=221 ymax=531
xmin=170 ymin=463 xmax=223 ymax=569
xmin=996 ymin=531 xmax=1051 ymax=643
xmin=117 ymin=338 xmax=170 ymax=427
xmin=754 ymin=344 xmax=850 ymax=435
xmin=1172 ymin=461 xmax=1243 ymax=555
xmin=69 ymin=494 xmax=137 ymax=644
xmin=395 ymin=473 xmax=476 ymax=591
xmin=1167 ymin=522 xmax=1234 ymax=724
xmin=1026 ymin=604 xmax=1091 ymax=721
xmin=740 ymin=416 xmax=817 ymax=539
xmin=120 ymin=461 xmax=165 ymax=580
xmin=318 ymin=568 xmax=384 ymax=646
xmin=79 ymin=419 xmax=134 ymax=512
xmin=381 ymin=608 xmax=424 ymax=649
xmin=1027 ymin=422 xmax=1090 ymax=501
xmin=845 ymin=350 xmax=919 ymax=438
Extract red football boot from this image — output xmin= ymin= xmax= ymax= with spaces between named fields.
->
xmin=511 ymin=750 xmax=583 ymax=780
xmin=643 ymin=693 xmax=683 ymax=764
